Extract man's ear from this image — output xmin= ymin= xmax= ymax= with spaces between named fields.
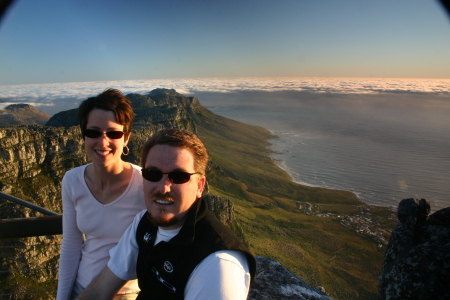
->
xmin=196 ymin=176 xmax=206 ymax=198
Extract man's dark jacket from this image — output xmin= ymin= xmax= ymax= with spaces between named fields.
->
xmin=135 ymin=198 xmax=256 ymax=299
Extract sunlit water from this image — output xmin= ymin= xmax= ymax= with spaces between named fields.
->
xmin=195 ymin=90 xmax=450 ymax=212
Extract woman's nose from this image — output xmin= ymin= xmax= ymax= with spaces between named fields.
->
xmin=99 ymin=134 xmax=110 ymax=145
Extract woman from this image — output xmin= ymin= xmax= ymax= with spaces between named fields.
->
xmin=57 ymin=88 xmax=146 ymax=300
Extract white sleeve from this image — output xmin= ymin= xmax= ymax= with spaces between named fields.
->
xmin=107 ymin=209 xmax=146 ymax=281
xmin=184 ymin=250 xmax=251 ymax=300
xmin=57 ymin=173 xmax=84 ymax=300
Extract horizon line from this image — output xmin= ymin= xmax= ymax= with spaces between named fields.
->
xmin=2 ymin=75 xmax=450 ymax=87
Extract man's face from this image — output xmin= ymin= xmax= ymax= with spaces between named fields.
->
xmin=143 ymin=144 xmax=206 ymax=230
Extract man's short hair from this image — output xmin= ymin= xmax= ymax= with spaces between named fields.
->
xmin=78 ymin=88 xmax=134 ymax=138
xmin=140 ymin=128 xmax=208 ymax=175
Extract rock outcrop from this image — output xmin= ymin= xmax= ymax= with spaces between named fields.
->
xmin=203 ymin=194 xmax=235 ymax=225
xmin=0 ymin=89 xmax=201 ymax=297
xmin=45 ymin=89 xmax=199 ymax=132
xmin=378 ymin=198 xmax=450 ymax=300
xmin=44 ymin=108 xmax=79 ymax=128
xmin=249 ymin=256 xmax=333 ymax=300
xmin=0 ymin=104 xmax=50 ymax=126
xmin=0 ymin=125 xmax=87 ymax=216
xmin=44 ymin=89 xmax=199 ymax=164
xmin=0 ymin=125 xmax=87 ymax=297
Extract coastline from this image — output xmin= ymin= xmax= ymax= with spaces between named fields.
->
xmin=262 ymin=134 xmax=398 ymax=249
xmin=200 ymin=89 xmax=449 ymax=214
xmin=262 ymin=125 xmax=447 ymax=213
xmin=266 ymin=131 xmax=367 ymax=205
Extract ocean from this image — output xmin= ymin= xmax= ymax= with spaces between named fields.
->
xmin=193 ymin=89 xmax=450 ymax=213
xmin=1 ymin=77 xmax=449 ymax=212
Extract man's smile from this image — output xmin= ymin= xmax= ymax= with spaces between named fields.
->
xmin=153 ymin=193 xmax=175 ymax=206
xmin=155 ymin=199 xmax=174 ymax=205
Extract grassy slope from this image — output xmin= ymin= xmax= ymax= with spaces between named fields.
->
xmin=191 ymin=105 xmax=386 ymax=300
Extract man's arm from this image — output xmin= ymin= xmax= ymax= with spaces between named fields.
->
xmin=75 ymin=266 xmax=126 ymax=300
xmin=77 ymin=210 xmax=144 ymax=299
xmin=184 ymin=250 xmax=251 ymax=300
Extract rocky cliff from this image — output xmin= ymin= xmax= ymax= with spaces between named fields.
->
xmin=0 ymin=125 xmax=86 ymax=216
xmin=0 ymin=125 xmax=87 ymax=298
xmin=378 ymin=198 xmax=450 ymax=300
xmin=0 ymin=89 xmax=201 ymax=298
xmin=44 ymin=88 xmax=198 ymax=164
xmin=250 ymin=256 xmax=333 ymax=300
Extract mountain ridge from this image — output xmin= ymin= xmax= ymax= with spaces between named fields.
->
xmin=0 ymin=89 xmax=398 ymax=299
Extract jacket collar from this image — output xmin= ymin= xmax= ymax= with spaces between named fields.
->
xmin=167 ymin=197 xmax=207 ymax=245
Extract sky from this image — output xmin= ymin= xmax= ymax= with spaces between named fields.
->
xmin=0 ymin=0 xmax=450 ymax=85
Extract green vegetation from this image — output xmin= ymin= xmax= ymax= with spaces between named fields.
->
xmin=0 ymin=272 xmax=57 ymax=300
xmin=192 ymin=105 xmax=392 ymax=300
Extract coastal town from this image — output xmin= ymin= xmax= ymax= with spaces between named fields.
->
xmin=297 ymin=202 xmax=398 ymax=250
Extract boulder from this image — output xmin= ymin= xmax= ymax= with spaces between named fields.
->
xmin=378 ymin=198 xmax=450 ymax=300
xmin=249 ymin=256 xmax=333 ymax=300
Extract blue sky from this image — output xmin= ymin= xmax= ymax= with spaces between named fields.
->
xmin=1 ymin=0 xmax=450 ymax=85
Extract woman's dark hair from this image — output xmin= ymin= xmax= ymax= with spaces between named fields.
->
xmin=78 ymin=88 xmax=134 ymax=138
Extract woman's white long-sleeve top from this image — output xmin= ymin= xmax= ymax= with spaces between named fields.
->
xmin=56 ymin=163 xmax=146 ymax=300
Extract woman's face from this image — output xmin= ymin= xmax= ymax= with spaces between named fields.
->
xmin=84 ymin=108 xmax=129 ymax=169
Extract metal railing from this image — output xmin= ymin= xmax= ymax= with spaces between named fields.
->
xmin=0 ymin=192 xmax=59 ymax=216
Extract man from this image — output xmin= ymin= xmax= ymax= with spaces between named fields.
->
xmin=77 ymin=128 xmax=256 ymax=300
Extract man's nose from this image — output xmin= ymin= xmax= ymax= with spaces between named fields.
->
xmin=157 ymin=175 xmax=172 ymax=193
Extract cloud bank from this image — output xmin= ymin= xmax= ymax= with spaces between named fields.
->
xmin=0 ymin=77 xmax=449 ymax=115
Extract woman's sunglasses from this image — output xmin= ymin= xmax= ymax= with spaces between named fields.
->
xmin=83 ymin=129 xmax=124 ymax=139
xmin=141 ymin=168 xmax=199 ymax=184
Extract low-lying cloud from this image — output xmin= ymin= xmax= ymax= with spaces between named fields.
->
xmin=0 ymin=77 xmax=449 ymax=115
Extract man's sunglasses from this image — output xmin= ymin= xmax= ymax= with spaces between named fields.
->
xmin=83 ymin=129 xmax=124 ymax=139
xmin=141 ymin=168 xmax=199 ymax=184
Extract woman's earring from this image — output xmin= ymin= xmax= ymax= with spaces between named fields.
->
xmin=123 ymin=146 xmax=130 ymax=156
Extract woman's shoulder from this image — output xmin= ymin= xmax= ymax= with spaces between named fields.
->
xmin=128 ymin=163 xmax=143 ymax=179
xmin=128 ymin=163 xmax=142 ymax=171
xmin=63 ymin=164 xmax=89 ymax=180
